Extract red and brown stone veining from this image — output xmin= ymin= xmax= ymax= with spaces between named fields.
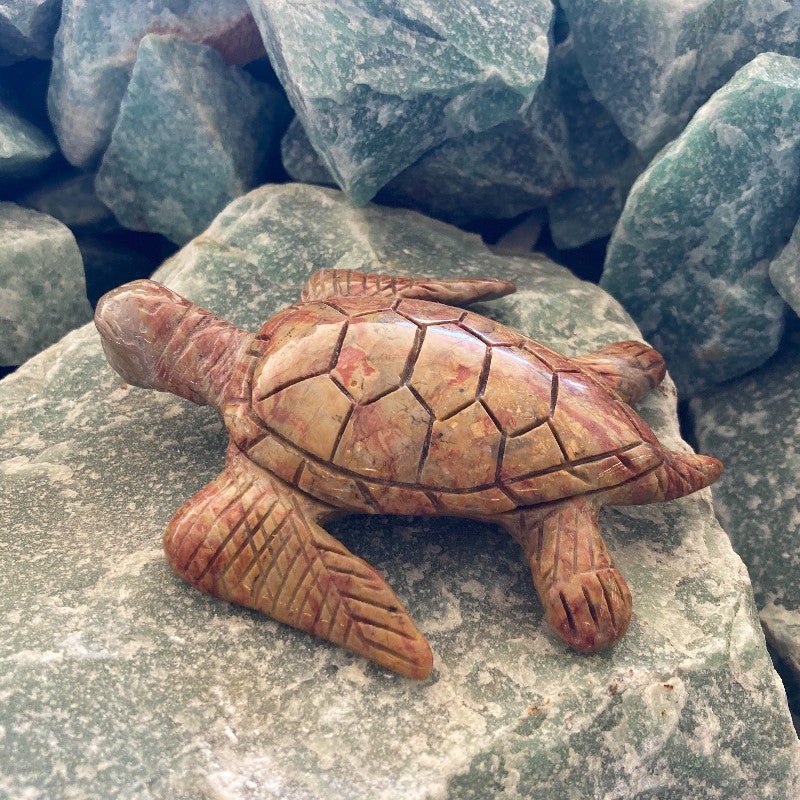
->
xmin=94 ymin=269 xmax=723 ymax=679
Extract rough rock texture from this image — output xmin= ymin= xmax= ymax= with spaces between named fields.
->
xmin=691 ymin=328 xmax=800 ymax=684
xmin=249 ymin=0 xmax=553 ymax=205
xmin=281 ymin=115 xmax=547 ymax=226
xmin=0 ymin=202 xmax=91 ymax=366
xmin=560 ymin=0 xmax=800 ymax=157
xmin=282 ymin=35 xmax=640 ymax=241
xmin=0 ymin=0 xmax=60 ymax=63
xmin=602 ymin=54 xmax=800 ymax=397
xmin=1 ymin=184 xmax=798 ymax=798
xmin=48 ymin=0 xmax=265 ymax=168
xmin=0 ymin=95 xmax=55 ymax=180
xmin=770 ymin=219 xmax=800 ymax=317
xmin=95 ymin=34 xmax=288 ymax=245
xmin=20 ymin=170 xmax=115 ymax=233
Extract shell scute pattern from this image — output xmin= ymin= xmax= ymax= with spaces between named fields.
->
xmin=249 ymin=298 xmax=659 ymax=512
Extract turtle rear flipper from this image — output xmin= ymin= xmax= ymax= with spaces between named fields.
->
xmin=300 ymin=267 xmax=515 ymax=305
xmin=164 ymin=446 xmax=433 ymax=679
xmin=501 ymin=499 xmax=633 ymax=652
xmin=577 ymin=340 xmax=667 ymax=404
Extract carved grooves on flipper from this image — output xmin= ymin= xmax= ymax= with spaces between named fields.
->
xmin=165 ymin=453 xmax=431 ymax=677
xmin=576 ymin=341 xmax=666 ymax=403
xmin=300 ymin=268 xmax=513 ymax=305
xmin=507 ymin=502 xmax=632 ymax=650
xmin=246 ymin=299 xmax=661 ymax=505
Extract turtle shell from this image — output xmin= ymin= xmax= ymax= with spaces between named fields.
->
xmin=242 ymin=295 xmax=663 ymax=517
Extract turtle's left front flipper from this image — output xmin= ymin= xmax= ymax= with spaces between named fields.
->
xmin=164 ymin=446 xmax=433 ymax=679
xmin=300 ymin=268 xmax=515 ymax=306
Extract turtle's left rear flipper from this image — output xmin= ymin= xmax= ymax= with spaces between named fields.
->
xmin=164 ymin=446 xmax=433 ymax=679
xmin=577 ymin=341 xmax=666 ymax=404
xmin=300 ymin=268 xmax=515 ymax=306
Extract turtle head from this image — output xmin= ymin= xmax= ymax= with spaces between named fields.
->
xmin=95 ymin=279 xmax=251 ymax=408
xmin=95 ymin=280 xmax=200 ymax=399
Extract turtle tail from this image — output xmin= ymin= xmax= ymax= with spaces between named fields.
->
xmin=654 ymin=450 xmax=723 ymax=501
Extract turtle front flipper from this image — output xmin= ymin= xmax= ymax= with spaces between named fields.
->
xmin=501 ymin=499 xmax=632 ymax=652
xmin=164 ymin=445 xmax=433 ymax=679
xmin=577 ymin=340 xmax=667 ymax=404
xmin=300 ymin=268 xmax=515 ymax=305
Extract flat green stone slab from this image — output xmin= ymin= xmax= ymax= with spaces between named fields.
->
xmin=692 ymin=330 xmax=800 ymax=683
xmin=602 ymin=53 xmax=800 ymax=397
xmin=1 ymin=185 xmax=797 ymax=798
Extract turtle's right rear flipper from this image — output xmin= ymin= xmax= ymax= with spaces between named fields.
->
xmin=164 ymin=446 xmax=433 ymax=679
xmin=300 ymin=268 xmax=515 ymax=306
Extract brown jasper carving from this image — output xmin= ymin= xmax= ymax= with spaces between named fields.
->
xmin=94 ymin=269 xmax=723 ymax=679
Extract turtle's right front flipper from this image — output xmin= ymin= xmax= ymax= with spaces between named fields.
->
xmin=164 ymin=446 xmax=433 ymax=679
xmin=300 ymin=268 xmax=515 ymax=306
xmin=500 ymin=499 xmax=632 ymax=653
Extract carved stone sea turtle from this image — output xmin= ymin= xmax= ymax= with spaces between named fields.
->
xmin=94 ymin=269 xmax=722 ymax=679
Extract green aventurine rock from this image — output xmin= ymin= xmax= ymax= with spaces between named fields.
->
xmin=770 ymin=219 xmax=800 ymax=316
xmin=247 ymin=0 xmax=553 ymax=205
xmin=281 ymin=116 xmax=546 ymax=226
xmin=48 ymin=0 xmax=264 ymax=168
xmin=602 ymin=54 xmax=800 ymax=397
xmin=560 ymin=0 xmax=800 ymax=157
xmin=0 ymin=203 xmax=91 ymax=366
xmin=1 ymin=183 xmax=798 ymax=798
xmin=282 ymin=36 xmax=639 ymax=240
xmin=0 ymin=95 xmax=55 ymax=180
xmin=691 ymin=330 xmax=800 ymax=683
xmin=95 ymin=35 xmax=288 ymax=245
xmin=0 ymin=0 xmax=60 ymax=63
